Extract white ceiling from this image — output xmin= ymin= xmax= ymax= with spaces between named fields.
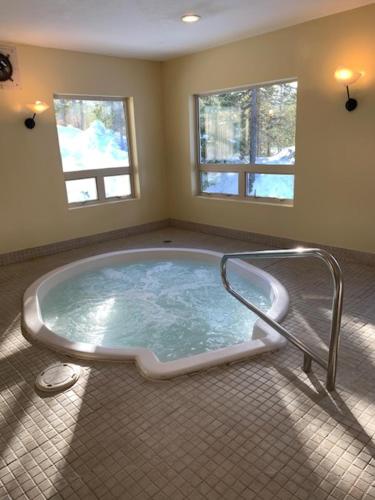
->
xmin=0 ymin=0 xmax=373 ymax=61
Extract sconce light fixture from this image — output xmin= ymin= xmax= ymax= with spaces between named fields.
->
xmin=334 ymin=68 xmax=362 ymax=111
xmin=24 ymin=100 xmax=49 ymax=129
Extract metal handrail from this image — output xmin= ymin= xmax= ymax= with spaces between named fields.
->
xmin=220 ymin=248 xmax=344 ymax=391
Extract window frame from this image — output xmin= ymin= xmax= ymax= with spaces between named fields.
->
xmin=194 ymin=79 xmax=297 ymax=205
xmin=54 ymin=94 xmax=136 ymax=208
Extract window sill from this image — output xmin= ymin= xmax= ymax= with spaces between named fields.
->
xmin=68 ymin=196 xmax=138 ymax=210
xmin=195 ymin=195 xmax=294 ymax=208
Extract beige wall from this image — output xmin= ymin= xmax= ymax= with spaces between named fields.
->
xmin=163 ymin=5 xmax=375 ymax=254
xmin=1 ymin=5 xmax=374 ymax=256
xmin=0 ymin=44 xmax=167 ymax=253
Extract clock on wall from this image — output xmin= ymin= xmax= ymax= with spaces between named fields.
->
xmin=0 ymin=45 xmax=21 ymax=89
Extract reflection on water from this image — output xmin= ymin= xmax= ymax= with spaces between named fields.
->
xmin=41 ymin=259 xmax=271 ymax=362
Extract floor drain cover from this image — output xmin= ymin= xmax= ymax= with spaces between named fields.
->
xmin=35 ymin=363 xmax=81 ymax=392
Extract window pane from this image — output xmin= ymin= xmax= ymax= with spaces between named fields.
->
xmin=104 ymin=175 xmax=131 ymax=198
xmin=255 ymin=82 xmax=297 ymax=165
xmin=65 ymin=178 xmax=98 ymax=204
xmin=247 ymin=174 xmax=294 ymax=200
xmin=201 ymin=172 xmax=239 ymax=195
xmin=197 ymin=81 xmax=297 ymax=166
xmin=199 ymin=91 xmax=250 ymax=164
xmin=54 ymin=97 xmax=129 ymax=172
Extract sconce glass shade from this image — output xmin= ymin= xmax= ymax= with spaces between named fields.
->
xmin=26 ymin=100 xmax=49 ymax=114
xmin=334 ymin=68 xmax=361 ymax=86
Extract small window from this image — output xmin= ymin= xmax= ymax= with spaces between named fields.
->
xmin=65 ymin=178 xmax=98 ymax=204
xmin=247 ymin=173 xmax=294 ymax=200
xmin=104 ymin=174 xmax=132 ymax=198
xmin=196 ymin=80 xmax=297 ymax=203
xmin=54 ymin=96 xmax=135 ymax=206
xmin=201 ymin=172 xmax=239 ymax=195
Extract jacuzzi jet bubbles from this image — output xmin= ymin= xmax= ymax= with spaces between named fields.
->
xmin=23 ymin=248 xmax=289 ymax=379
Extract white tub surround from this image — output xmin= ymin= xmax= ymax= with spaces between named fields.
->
xmin=23 ymin=248 xmax=289 ymax=379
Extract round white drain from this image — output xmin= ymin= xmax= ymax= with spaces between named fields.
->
xmin=35 ymin=363 xmax=80 ymax=392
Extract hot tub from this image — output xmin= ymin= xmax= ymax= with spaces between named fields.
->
xmin=23 ymin=248 xmax=289 ymax=378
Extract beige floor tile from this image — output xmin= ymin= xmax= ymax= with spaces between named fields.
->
xmin=0 ymin=228 xmax=374 ymax=499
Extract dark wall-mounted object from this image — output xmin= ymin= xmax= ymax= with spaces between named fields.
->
xmin=0 ymin=45 xmax=20 ymax=89
xmin=0 ymin=52 xmax=13 ymax=82
xmin=345 ymin=86 xmax=357 ymax=112
xmin=24 ymin=101 xmax=49 ymax=129
xmin=25 ymin=114 xmax=37 ymax=129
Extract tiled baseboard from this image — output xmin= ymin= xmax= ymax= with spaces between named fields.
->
xmin=1 ymin=217 xmax=374 ymax=267
xmin=170 ymin=219 xmax=375 ymax=267
xmin=0 ymin=220 xmax=169 ymax=266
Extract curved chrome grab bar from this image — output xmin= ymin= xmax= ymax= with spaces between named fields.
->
xmin=220 ymin=248 xmax=344 ymax=391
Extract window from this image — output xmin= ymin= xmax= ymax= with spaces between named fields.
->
xmin=196 ymin=80 xmax=297 ymax=203
xmin=54 ymin=95 xmax=135 ymax=206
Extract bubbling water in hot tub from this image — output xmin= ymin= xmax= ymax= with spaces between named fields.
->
xmin=40 ymin=259 xmax=271 ymax=362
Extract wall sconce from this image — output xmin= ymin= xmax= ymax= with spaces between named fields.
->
xmin=334 ymin=68 xmax=362 ymax=112
xmin=24 ymin=100 xmax=49 ymax=129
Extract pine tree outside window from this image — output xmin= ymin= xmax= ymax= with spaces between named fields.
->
xmin=196 ymin=80 xmax=297 ymax=204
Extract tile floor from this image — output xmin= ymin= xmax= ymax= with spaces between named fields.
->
xmin=0 ymin=228 xmax=374 ymax=499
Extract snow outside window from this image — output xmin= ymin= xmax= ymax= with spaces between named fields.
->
xmin=196 ymin=80 xmax=297 ymax=204
xmin=54 ymin=96 xmax=134 ymax=206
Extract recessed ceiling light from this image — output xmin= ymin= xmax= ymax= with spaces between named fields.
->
xmin=181 ymin=14 xmax=201 ymax=23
